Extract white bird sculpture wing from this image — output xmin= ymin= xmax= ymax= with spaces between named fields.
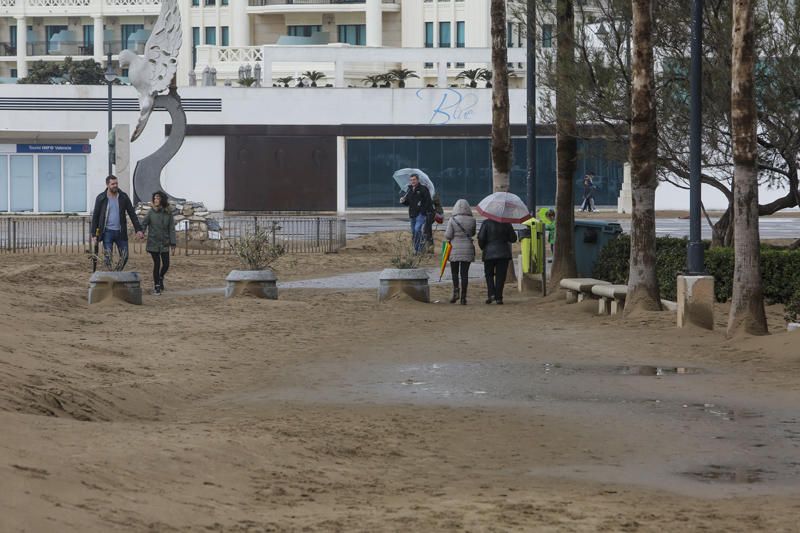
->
xmin=128 ymin=0 xmax=182 ymax=141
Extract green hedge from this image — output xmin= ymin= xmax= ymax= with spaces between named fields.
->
xmin=593 ymin=235 xmax=800 ymax=305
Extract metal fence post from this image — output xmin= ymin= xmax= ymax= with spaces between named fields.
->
xmin=12 ymin=220 xmax=17 ymax=253
xmin=184 ymin=227 xmax=189 ymax=256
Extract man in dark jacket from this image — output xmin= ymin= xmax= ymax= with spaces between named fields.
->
xmin=478 ymin=219 xmax=518 ymax=305
xmin=400 ymin=174 xmax=433 ymax=253
xmin=90 ymin=175 xmax=143 ymax=269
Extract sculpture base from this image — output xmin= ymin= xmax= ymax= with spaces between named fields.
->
xmin=88 ymin=271 xmax=142 ymax=305
xmin=378 ymin=268 xmax=430 ymax=303
xmin=225 ymin=270 xmax=278 ymax=300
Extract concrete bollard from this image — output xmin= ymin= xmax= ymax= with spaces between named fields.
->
xmin=677 ymin=275 xmax=715 ymax=330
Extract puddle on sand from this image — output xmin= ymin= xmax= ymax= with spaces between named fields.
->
xmin=684 ymin=465 xmax=776 ymax=484
xmin=542 ymin=363 xmax=704 ymax=377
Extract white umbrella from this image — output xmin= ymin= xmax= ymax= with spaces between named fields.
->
xmin=393 ymin=168 xmax=436 ymax=197
xmin=476 ymin=192 xmax=532 ymax=223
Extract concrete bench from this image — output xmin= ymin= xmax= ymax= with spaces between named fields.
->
xmin=592 ymin=284 xmax=628 ymax=315
xmin=559 ymin=278 xmax=611 ymax=304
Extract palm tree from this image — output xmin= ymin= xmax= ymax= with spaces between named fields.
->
xmin=490 ymin=0 xmax=511 ymax=193
xmin=625 ymin=0 xmax=662 ymax=313
xmin=386 ymin=68 xmax=419 ymax=88
xmin=456 ymin=68 xmax=486 ymax=88
xmin=302 ymin=70 xmax=326 ymax=87
xmin=728 ymin=0 xmax=768 ymax=335
xmin=550 ymin=0 xmax=578 ymax=288
xmin=362 ymin=74 xmax=383 ymax=88
xmin=276 ymin=76 xmax=294 ymax=88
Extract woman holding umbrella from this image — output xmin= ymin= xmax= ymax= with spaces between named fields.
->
xmin=477 ymin=192 xmax=529 ymax=305
xmin=444 ymin=199 xmax=476 ymax=305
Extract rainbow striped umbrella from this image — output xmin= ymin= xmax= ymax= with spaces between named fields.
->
xmin=439 ymin=241 xmax=452 ymax=281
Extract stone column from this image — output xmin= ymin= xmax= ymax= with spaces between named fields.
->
xmin=232 ymin=0 xmax=250 ymax=47
xmin=677 ymin=275 xmax=715 ymax=330
xmin=366 ymin=0 xmax=382 ymax=47
xmin=334 ymin=59 xmax=344 ymax=87
xmin=93 ymin=15 xmax=104 ymax=63
xmin=16 ymin=16 xmax=27 ymax=79
xmin=617 ymin=162 xmax=633 ymax=214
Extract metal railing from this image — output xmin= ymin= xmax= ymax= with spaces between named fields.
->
xmin=249 ymin=0 xmax=396 ymax=5
xmin=0 ymin=215 xmax=347 ymax=255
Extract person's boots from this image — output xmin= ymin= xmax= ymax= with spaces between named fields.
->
xmin=450 ymin=286 xmax=460 ymax=304
xmin=460 ymin=285 xmax=468 ymax=305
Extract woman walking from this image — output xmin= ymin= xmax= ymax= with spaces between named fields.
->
xmin=141 ymin=191 xmax=176 ymax=295
xmin=444 ymin=199 xmax=476 ymax=305
xmin=478 ymin=217 xmax=517 ymax=305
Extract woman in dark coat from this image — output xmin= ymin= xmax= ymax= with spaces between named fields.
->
xmin=140 ymin=191 xmax=176 ymax=294
xmin=444 ymin=199 xmax=476 ymax=305
xmin=478 ymin=218 xmax=517 ymax=305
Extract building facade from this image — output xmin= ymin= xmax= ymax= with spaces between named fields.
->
xmin=0 ymin=0 xmax=574 ymax=86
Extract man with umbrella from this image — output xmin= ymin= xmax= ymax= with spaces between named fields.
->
xmin=400 ymin=173 xmax=434 ymax=253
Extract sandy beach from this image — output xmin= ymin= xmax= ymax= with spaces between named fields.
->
xmin=2 ymin=233 xmax=800 ymax=532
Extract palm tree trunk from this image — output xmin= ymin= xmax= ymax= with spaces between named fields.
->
xmin=625 ymin=0 xmax=661 ymax=313
xmin=728 ymin=0 xmax=768 ymax=336
xmin=550 ymin=0 xmax=578 ymax=288
xmin=490 ymin=0 xmax=511 ymax=193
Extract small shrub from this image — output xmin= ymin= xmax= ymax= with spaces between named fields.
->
xmin=389 ymin=234 xmax=424 ymax=269
xmin=785 ymin=287 xmax=800 ymax=323
xmin=229 ymin=226 xmax=285 ymax=270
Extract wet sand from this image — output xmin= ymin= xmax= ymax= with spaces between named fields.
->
xmin=2 ymin=234 xmax=800 ymax=532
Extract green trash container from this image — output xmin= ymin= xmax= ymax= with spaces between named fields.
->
xmin=574 ymin=220 xmax=623 ymax=277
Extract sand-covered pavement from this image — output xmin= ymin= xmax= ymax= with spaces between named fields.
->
xmin=2 ymin=233 xmax=800 ymax=532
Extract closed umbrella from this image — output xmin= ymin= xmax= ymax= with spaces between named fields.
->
xmin=393 ymin=168 xmax=436 ymax=197
xmin=476 ymin=192 xmax=532 ymax=223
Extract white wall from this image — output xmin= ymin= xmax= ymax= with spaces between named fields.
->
xmin=163 ymin=136 xmax=225 ymax=211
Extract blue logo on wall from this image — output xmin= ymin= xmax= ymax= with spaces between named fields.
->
xmin=16 ymin=144 xmax=91 ymax=154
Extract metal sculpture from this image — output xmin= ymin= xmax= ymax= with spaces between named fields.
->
xmin=119 ymin=0 xmax=185 ymax=204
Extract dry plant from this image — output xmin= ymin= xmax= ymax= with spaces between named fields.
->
xmin=229 ymin=225 xmax=286 ymax=270
xmin=389 ymin=233 xmax=425 ymax=269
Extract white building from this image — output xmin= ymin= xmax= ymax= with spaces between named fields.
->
xmin=0 ymin=0 xmax=566 ymax=86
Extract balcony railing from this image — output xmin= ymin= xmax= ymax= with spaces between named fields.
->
xmin=105 ymin=0 xmax=161 ymax=5
xmin=0 ymin=42 xmax=16 ymax=56
xmin=22 ymin=41 xmax=142 ymax=56
xmin=28 ymin=0 xmax=90 ymax=6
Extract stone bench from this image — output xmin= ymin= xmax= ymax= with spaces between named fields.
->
xmin=88 ymin=271 xmax=142 ymax=305
xmin=592 ymin=284 xmax=628 ymax=315
xmin=559 ymin=278 xmax=611 ymax=304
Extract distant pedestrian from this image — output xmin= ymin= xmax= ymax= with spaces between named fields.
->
xmin=400 ymin=173 xmax=433 ymax=253
xmin=90 ymin=175 xmax=143 ymax=270
xmin=424 ymin=192 xmax=445 ymax=251
xmin=140 ymin=191 xmax=176 ymax=295
xmin=478 ymin=218 xmax=518 ymax=305
xmin=538 ymin=207 xmax=556 ymax=255
xmin=581 ymin=173 xmax=597 ymax=212
xmin=444 ymin=199 xmax=476 ymax=305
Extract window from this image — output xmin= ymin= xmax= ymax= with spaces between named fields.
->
xmin=63 ymin=156 xmax=87 ymax=213
xmin=205 ymin=26 xmax=216 ymax=45
xmin=221 ymin=26 xmax=230 ymax=47
xmin=83 ymin=25 xmax=94 ymax=48
xmin=542 ymin=24 xmax=553 ymax=48
xmin=288 ymin=25 xmax=321 ymax=38
xmin=10 ymin=69 xmax=17 ymax=78
xmin=38 ymin=156 xmax=61 ymax=213
xmin=205 ymin=0 xmax=215 ymax=5
xmin=456 ymin=21 xmax=465 ymax=48
xmin=46 ymin=25 xmax=67 ymax=54
xmin=9 ymin=25 xmax=16 ymax=49
xmin=10 ymin=155 xmax=33 ymax=212
xmin=192 ymin=0 xmax=199 ymax=5
xmin=424 ymin=22 xmax=434 ymax=48
xmin=192 ymin=26 xmax=200 ymax=67
xmin=337 ymin=24 xmax=366 ymax=46
xmin=222 ymin=0 xmax=228 ymax=4
xmin=507 ymin=22 xmax=514 ymax=47
xmin=439 ymin=22 xmax=451 ymax=48
xmin=0 ymin=155 xmax=7 ymax=212
xmin=121 ymin=24 xmax=144 ymax=50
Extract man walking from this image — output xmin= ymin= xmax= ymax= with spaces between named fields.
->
xmin=400 ymin=173 xmax=433 ymax=253
xmin=90 ymin=175 xmax=143 ymax=269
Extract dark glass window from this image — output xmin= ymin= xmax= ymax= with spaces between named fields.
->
xmin=221 ymin=26 xmax=230 ymax=46
xmin=288 ymin=25 xmax=322 ymax=38
xmin=456 ymin=21 xmax=465 ymax=48
xmin=424 ymin=22 xmax=433 ymax=48
xmin=337 ymin=24 xmax=366 ymax=45
xmin=542 ymin=24 xmax=553 ymax=48
xmin=346 ymin=138 xmax=623 ymax=209
xmin=205 ymin=26 xmax=216 ymax=45
xmin=439 ymin=22 xmax=451 ymax=48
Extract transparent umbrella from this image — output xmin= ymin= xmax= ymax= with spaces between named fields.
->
xmin=393 ymin=168 xmax=436 ymax=197
xmin=477 ymin=192 xmax=532 ymax=223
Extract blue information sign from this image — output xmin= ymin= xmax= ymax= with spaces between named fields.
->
xmin=16 ymin=144 xmax=91 ymax=154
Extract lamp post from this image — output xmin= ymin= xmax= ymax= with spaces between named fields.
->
xmin=104 ymin=52 xmax=117 ymax=177
xmin=687 ymin=0 xmax=704 ymax=273
xmin=526 ymin=0 xmax=536 ymax=214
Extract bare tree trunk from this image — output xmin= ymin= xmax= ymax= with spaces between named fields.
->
xmin=625 ymin=0 xmax=661 ymax=313
xmin=728 ymin=0 xmax=768 ymax=336
xmin=711 ymin=206 xmax=734 ymax=248
xmin=490 ymin=0 xmax=511 ymax=193
xmin=550 ymin=0 xmax=578 ymax=288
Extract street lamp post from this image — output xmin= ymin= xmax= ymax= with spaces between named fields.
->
xmin=104 ymin=52 xmax=117 ymax=177
xmin=687 ymin=0 xmax=704 ymax=274
xmin=526 ymin=0 xmax=536 ymax=214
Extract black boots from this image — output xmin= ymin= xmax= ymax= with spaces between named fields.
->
xmin=450 ymin=287 xmax=460 ymax=304
xmin=460 ymin=286 xmax=467 ymax=305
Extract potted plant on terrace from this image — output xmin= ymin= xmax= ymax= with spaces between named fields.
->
xmin=276 ymin=76 xmax=294 ymax=88
xmin=378 ymin=234 xmax=430 ymax=303
xmin=225 ymin=224 xmax=286 ymax=300
xmin=386 ymin=68 xmax=419 ymax=88
xmin=362 ymin=74 xmax=384 ymax=88
xmin=301 ymin=70 xmax=326 ymax=87
xmin=456 ymin=68 xmax=486 ymax=88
